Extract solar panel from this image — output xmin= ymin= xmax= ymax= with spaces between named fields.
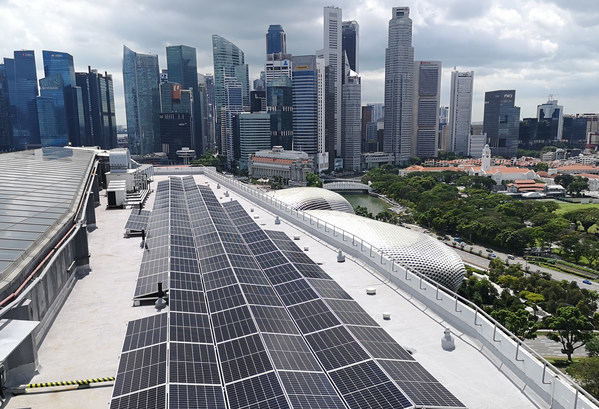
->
xmin=225 ymin=372 xmax=288 ymax=409
xmin=170 ymin=312 xmax=212 ymax=344
xmin=305 ymin=326 xmax=371 ymax=370
xmin=241 ymin=284 xmax=282 ymax=306
xmin=347 ymin=326 xmax=415 ymax=361
xmin=112 ymin=343 xmax=167 ymax=398
xmin=169 ymin=289 xmax=207 ymax=314
xmin=169 ymin=342 xmax=220 ymax=384
xmin=343 ymin=381 xmax=412 ymax=409
xmin=206 ymin=284 xmax=246 ymax=312
xmin=203 ymin=268 xmax=238 ymax=292
xmin=278 ymin=371 xmax=346 ymax=409
xmin=217 ymin=334 xmax=273 ymax=383
xmin=125 ymin=209 xmax=151 ymax=232
xmin=122 ymin=314 xmax=167 ymax=352
xmin=288 ymin=299 xmax=341 ymax=334
xmin=250 ymin=305 xmax=300 ymax=335
xmin=262 ymin=333 xmax=322 ymax=371
xmin=275 ymin=279 xmax=319 ymax=306
xmin=325 ymin=299 xmax=379 ymax=327
xmin=168 ymin=384 xmax=226 ymax=409
xmin=211 ymin=306 xmax=258 ymax=343
xmin=308 ymin=278 xmax=352 ymax=300
xmin=110 ymin=385 xmax=166 ymax=409
xmin=263 ymin=264 xmax=302 ymax=285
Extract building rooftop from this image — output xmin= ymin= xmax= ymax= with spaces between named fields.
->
xmin=3 ymin=169 xmax=597 ymax=409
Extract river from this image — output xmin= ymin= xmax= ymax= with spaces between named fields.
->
xmin=339 ymin=192 xmax=390 ymax=216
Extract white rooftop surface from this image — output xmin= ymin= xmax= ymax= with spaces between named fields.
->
xmin=6 ymin=173 xmax=540 ymax=409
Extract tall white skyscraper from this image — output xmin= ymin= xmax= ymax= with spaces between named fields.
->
xmin=342 ymin=56 xmax=361 ymax=171
xmin=323 ymin=6 xmax=343 ymax=160
xmin=384 ymin=7 xmax=414 ymax=165
xmin=316 ymin=56 xmax=328 ymax=172
xmin=449 ymin=70 xmax=474 ymax=155
xmin=413 ymin=60 xmax=441 ymax=158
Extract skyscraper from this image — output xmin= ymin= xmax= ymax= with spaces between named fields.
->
xmin=39 ymin=51 xmax=85 ymax=147
xmin=212 ymin=34 xmax=249 ymax=147
xmin=0 ymin=64 xmax=14 ymax=151
xmin=291 ymin=55 xmax=318 ymax=156
xmin=75 ymin=67 xmax=118 ymax=149
xmin=236 ymin=112 xmax=271 ymax=170
xmin=384 ymin=7 xmax=414 ymax=165
xmin=323 ymin=6 xmax=343 ymax=164
xmin=267 ymin=76 xmax=293 ymax=150
xmin=342 ymin=20 xmax=359 ymax=74
xmin=167 ymin=45 xmax=203 ymax=154
xmin=483 ymin=90 xmax=520 ymax=158
xmin=5 ymin=51 xmax=40 ymax=149
xmin=341 ymin=62 xmax=361 ymax=171
xmin=266 ymin=24 xmax=286 ymax=55
xmin=223 ymin=76 xmax=243 ymax=167
xmin=122 ymin=45 xmax=160 ymax=155
xmin=537 ymin=97 xmax=563 ymax=142
xmin=448 ymin=70 xmax=474 ymax=155
xmin=37 ymin=74 xmax=68 ymax=147
xmin=413 ymin=61 xmax=441 ymax=158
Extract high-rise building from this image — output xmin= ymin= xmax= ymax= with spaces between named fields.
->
xmin=75 ymin=67 xmax=118 ymax=149
xmin=323 ymin=6 xmax=343 ymax=162
xmin=384 ymin=7 xmax=414 ymax=165
xmin=448 ymin=70 xmax=473 ymax=155
xmin=236 ymin=112 xmax=271 ymax=170
xmin=159 ymin=112 xmax=192 ymax=162
xmin=316 ymin=56 xmax=328 ymax=172
xmin=250 ymin=90 xmax=266 ymax=113
xmin=122 ymin=45 xmax=160 ymax=155
xmin=291 ymin=55 xmax=318 ymax=156
xmin=0 ymin=64 xmax=13 ymax=151
xmin=342 ymin=20 xmax=359 ymax=74
xmin=212 ymin=34 xmax=249 ymax=146
xmin=483 ymin=90 xmax=520 ymax=158
xmin=5 ymin=51 xmax=40 ymax=149
xmin=167 ymin=45 xmax=203 ymax=155
xmin=341 ymin=63 xmax=361 ymax=171
xmin=413 ymin=61 xmax=441 ymax=158
xmin=223 ymin=76 xmax=243 ymax=167
xmin=266 ymin=24 xmax=286 ymax=55
xmin=267 ymin=76 xmax=293 ymax=150
xmin=39 ymin=51 xmax=85 ymax=147
xmin=202 ymin=74 xmax=216 ymax=152
xmin=537 ymin=97 xmax=563 ymax=142
xmin=37 ymin=74 xmax=68 ymax=147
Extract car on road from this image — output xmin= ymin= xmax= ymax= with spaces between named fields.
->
xmin=583 ymin=279 xmax=592 ymax=285
xmin=507 ymin=255 xmax=515 ymax=260
xmin=489 ymin=253 xmax=497 ymax=258
xmin=485 ymin=248 xmax=493 ymax=253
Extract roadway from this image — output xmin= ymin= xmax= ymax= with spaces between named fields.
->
xmin=402 ymin=223 xmax=598 ymax=289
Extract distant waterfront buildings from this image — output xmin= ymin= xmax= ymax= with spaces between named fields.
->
xmin=122 ymin=45 xmax=160 ymax=155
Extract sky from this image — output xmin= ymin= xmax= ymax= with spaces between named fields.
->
xmin=1 ymin=0 xmax=598 ymax=126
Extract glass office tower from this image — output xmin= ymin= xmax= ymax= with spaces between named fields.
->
xmin=123 ymin=45 xmax=160 ymax=155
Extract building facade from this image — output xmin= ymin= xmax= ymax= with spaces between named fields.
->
xmin=449 ymin=70 xmax=473 ymax=155
xmin=266 ymin=24 xmax=286 ymax=55
xmin=342 ymin=20 xmax=359 ymax=74
xmin=413 ymin=60 xmax=441 ymax=158
xmin=341 ymin=70 xmax=361 ymax=171
xmin=323 ymin=6 xmax=343 ymax=160
xmin=0 ymin=64 xmax=12 ymax=150
xmin=4 ymin=51 xmax=40 ymax=149
xmin=291 ymin=55 xmax=318 ymax=156
xmin=122 ymin=45 xmax=160 ymax=155
xmin=267 ymin=76 xmax=293 ymax=150
xmin=237 ymin=112 xmax=271 ymax=170
xmin=483 ymin=90 xmax=520 ymax=159
xmin=248 ymin=146 xmax=314 ymax=183
xmin=76 ymin=67 xmax=118 ymax=149
xmin=167 ymin=45 xmax=203 ymax=155
xmin=384 ymin=7 xmax=414 ymax=165
xmin=223 ymin=76 xmax=243 ymax=167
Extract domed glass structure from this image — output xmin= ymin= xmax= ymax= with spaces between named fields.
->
xmin=271 ymin=187 xmax=354 ymax=213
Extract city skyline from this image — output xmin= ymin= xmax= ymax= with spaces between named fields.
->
xmin=1 ymin=0 xmax=598 ymax=126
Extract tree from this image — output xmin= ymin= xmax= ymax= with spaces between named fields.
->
xmin=554 ymin=173 xmax=574 ymax=190
xmin=545 ymin=306 xmax=594 ymax=361
xmin=567 ymin=357 xmax=599 ymax=398
xmin=491 ymin=308 xmax=539 ymax=340
xmin=532 ymin=162 xmax=549 ymax=172
xmin=306 ymin=172 xmax=323 ymax=188
xmin=567 ymin=176 xmax=589 ymax=197
xmin=586 ymin=336 xmax=599 ymax=357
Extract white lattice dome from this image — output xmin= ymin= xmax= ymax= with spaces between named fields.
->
xmin=305 ymin=210 xmax=465 ymax=291
xmin=272 ymin=187 xmax=354 ymax=214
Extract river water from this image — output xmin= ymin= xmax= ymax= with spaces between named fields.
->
xmin=339 ymin=192 xmax=390 ymax=216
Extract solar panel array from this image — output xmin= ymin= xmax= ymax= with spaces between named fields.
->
xmin=125 ymin=209 xmax=151 ymax=232
xmin=111 ymin=176 xmax=465 ymax=409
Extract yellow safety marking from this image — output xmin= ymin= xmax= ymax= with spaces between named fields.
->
xmin=26 ymin=377 xmax=115 ymax=388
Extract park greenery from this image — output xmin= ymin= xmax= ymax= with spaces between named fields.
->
xmin=362 ymin=166 xmax=598 ymax=268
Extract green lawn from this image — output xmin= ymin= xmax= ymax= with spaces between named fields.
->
xmin=554 ymin=202 xmax=599 ymax=215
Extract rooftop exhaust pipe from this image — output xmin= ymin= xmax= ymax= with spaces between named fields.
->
xmin=155 ymin=282 xmax=166 ymax=309
xmin=337 ymin=250 xmax=345 ymax=263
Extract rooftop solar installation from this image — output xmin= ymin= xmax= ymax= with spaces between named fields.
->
xmin=125 ymin=209 xmax=151 ymax=232
xmin=113 ymin=176 xmax=466 ymax=409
